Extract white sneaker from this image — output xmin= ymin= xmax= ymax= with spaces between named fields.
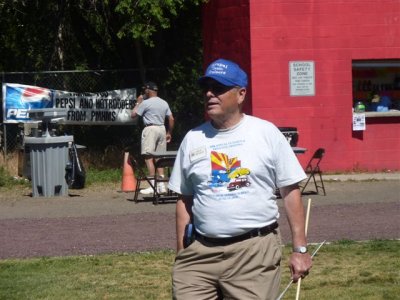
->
xmin=157 ymin=183 xmax=167 ymax=194
xmin=140 ymin=187 xmax=154 ymax=195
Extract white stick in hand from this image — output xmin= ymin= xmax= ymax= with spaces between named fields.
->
xmin=295 ymin=198 xmax=312 ymax=300
xmin=276 ymin=239 xmax=326 ymax=300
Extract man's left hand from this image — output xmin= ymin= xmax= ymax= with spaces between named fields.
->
xmin=289 ymin=252 xmax=312 ymax=282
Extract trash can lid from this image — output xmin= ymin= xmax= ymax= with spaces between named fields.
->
xmin=24 ymin=135 xmax=74 ymax=144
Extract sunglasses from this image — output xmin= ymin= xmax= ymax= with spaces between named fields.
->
xmin=200 ymin=82 xmax=237 ymax=95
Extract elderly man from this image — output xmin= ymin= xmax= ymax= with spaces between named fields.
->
xmin=169 ymin=58 xmax=312 ymax=299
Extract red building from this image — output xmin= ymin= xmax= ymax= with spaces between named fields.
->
xmin=202 ymin=0 xmax=400 ymax=172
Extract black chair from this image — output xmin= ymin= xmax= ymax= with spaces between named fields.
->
xmin=152 ymin=157 xmax=178 ymax=205
xmin=130 ymin=154 xmax=177 ymax=205
xmin=129 ymin=154 xmax=155 ymax=203
xmin=300 ymin=148 xmax=326 ymax=196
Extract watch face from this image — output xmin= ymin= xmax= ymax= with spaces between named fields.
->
xmin=294 ymin=246 xmax=308 ymax=253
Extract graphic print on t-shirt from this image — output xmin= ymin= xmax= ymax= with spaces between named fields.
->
xmin=208 ymin=151 xmax=251 ymax=191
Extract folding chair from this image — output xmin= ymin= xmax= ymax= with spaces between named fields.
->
xmin=129 ymin=153 xmax=155 ymax=203
xmin=130 ymin=154 xmax=177 ymax=204
xmin=300 ymin=148 xmax=326 ymax=196
xmin=153 ymin=157 xmax=178 ymax=205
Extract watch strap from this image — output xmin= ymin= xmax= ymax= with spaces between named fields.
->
xmin=293 ymin=246 xmax=308 ymax=253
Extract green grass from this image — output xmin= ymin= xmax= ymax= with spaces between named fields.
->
xmin=0 ymin=240 xmax=399 ymax=300
xmin=281 ymin=239 xmax=400 ymax=300
xmin=0 ymin=251 xmax=174 ymax=300
xmin=84 ymin=168 xmax=122 ymax=186
xmin=0 ymin=166 xmax=30 ymax=188
xmin=0 ymin=165 xmax=122 ymax=189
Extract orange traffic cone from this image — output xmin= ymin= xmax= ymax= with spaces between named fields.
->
xmin=120 ymin=152 xmax=137 ymax=192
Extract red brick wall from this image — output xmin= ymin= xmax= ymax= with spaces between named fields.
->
xmin=203 ymin=0 xmax=400 ymax=172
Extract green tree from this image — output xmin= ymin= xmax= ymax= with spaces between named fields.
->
xmin=0 ymin=0 xmax=207 ymax=71
xmin=0 ymin=0 xmax=207 ymax=157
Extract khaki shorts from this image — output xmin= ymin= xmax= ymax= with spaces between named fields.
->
xmin=173 ymin=229 xmax=283 ymax=300
xmin=141 ymin=126 xmax=166 ymax=155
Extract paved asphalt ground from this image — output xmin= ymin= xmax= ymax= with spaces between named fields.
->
xmin=0 ymin=173 xmax=399 ymax=259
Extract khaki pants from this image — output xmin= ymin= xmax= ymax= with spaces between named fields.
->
xmin=173 ymin=229 xmax=282 ymax=300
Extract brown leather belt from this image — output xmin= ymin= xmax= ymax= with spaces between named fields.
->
xmin=196 ymin=222 xmax=278 ymax=246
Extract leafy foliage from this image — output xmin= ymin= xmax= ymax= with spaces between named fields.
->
xmin=164 ymin=58 xmax=205 ymax=144
xmin=0 ymin=0 xmax=207 ymax=70
xmin=0 ymin=0 xmax=208 ymax=152
xmin=115 ymin=0 xmax=205 ymax=46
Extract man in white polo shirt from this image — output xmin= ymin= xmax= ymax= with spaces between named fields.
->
xmin=169 ymin=59 xmax=312 ymax=299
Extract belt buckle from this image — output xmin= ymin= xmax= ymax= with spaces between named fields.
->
xmin=249 ymin=228 xmax=262 ymax=238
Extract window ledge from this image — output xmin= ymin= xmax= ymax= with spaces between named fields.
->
xmin=364 ymin=111 xmax=400 ymax=118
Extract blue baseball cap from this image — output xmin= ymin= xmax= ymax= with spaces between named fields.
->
xmin=199 ymin=58 xmax=248 ymax=87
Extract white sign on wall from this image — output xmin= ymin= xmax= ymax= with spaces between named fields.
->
xmin=352 ymin=113 xmax=366 ymax=131
xmin=289 ymin=61 xmax=315 ymax=96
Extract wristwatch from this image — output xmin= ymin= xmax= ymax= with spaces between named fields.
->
xmin=293 ymin=246 xmax=308 ymax=254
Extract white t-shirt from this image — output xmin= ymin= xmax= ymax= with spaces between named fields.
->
xmin=169 ymin=115 xmax=306 ymax=238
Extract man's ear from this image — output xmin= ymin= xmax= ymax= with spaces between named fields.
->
xmin=237 ymin=88 xmax=246 ymax=105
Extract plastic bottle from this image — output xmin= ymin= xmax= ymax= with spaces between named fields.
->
xmin=355 ymin=101 xmax=366 ymax=113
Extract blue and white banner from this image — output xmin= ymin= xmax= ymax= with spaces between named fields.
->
xmin=2 ymin=83 xmax=137 ymax=125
